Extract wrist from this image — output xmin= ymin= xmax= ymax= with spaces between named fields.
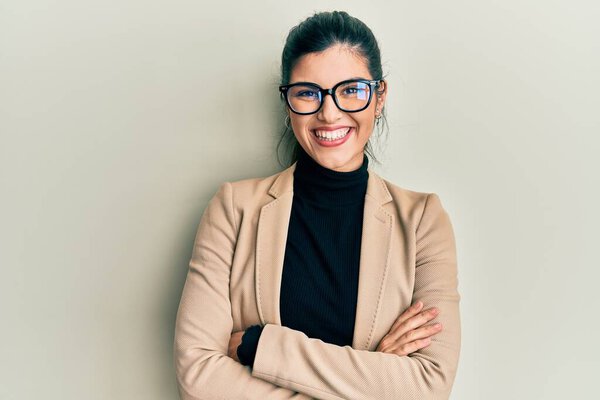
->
xmin=236 ymin=324 xmax=264 ymax=367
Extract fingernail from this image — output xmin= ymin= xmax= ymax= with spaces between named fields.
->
xmin=414 ymin=301 xmax=422 ymax=308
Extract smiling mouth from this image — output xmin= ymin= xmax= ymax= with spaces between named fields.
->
xmin=312 ymin=127 xmax=351 ymax=141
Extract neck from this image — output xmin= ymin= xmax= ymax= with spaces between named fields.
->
xmin=293 ymin=147 xmax=369 ymax=207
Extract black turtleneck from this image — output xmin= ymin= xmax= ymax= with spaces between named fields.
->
xmin=237 ymin=147 xmax=369 ymax=368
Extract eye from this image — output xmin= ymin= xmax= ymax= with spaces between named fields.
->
xmin=295 ymin=89 xmax=319 ymax=98
xmin=343 ymin=87 xmax=362 ymax=95
xmin=339 ymin=84 xmax=369 ymax=100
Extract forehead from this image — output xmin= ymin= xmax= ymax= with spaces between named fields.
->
xmin=289 ymin=44 xmax=372 ymax=86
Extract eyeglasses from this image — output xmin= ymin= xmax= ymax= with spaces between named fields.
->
xmin=279 ymin=78 xmax=383 ymax=115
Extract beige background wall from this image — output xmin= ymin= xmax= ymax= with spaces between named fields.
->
xmin=1 ymin=1 xmax=599 ymax=399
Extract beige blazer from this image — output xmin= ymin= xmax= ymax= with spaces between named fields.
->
xmin=174 ymin=161 xmax=461 ymax=400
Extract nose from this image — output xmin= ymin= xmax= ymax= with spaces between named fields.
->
xmin=317 ymin=93 xmax=342 ymax=122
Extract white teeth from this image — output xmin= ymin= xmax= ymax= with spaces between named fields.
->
xmin=314 ymin=127 xmax=351 ymax=141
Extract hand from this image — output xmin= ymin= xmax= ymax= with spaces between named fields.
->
xmin=375 ymin=301 xmax=442 ymax=356
xmin=228 ymin=330 xmax=245 ymax=362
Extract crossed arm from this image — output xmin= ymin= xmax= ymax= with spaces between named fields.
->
xmin=173 ymin=182 xmax=461 ymax=399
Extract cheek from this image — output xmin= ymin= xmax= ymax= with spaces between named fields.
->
xmin=353 ymin=116 xmax=376 ymax=143
xmin=290 ymin=116 xmax=312 ymax=135
xmin=356 ymin=114 xmax=375 ymax=132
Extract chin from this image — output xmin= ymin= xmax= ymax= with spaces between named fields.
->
xmin=317 ymin=153 xmax=355 ymax=170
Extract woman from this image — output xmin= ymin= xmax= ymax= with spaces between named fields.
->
xmin=174 ymin=10 xmax=460 ymax=400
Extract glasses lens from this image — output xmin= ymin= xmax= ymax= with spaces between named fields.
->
xmin=287 ymin=84 xmax=322 ymax=114
xmin=335 ymin=81 xmax=371 ymax=111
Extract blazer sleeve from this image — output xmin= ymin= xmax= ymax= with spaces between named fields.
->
xmin=250 ymin=193 xmax=461 ymax=400
xmin=173 ymin=182 xmax=313 ymax=400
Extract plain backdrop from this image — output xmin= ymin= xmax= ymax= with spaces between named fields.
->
xmin=1 ymin=1 xmax=599 ymax=399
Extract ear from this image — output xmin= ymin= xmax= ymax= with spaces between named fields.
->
xmin=375 ymin=80 xmax=388 ymax=115
xmin=284 ymin=108 xmax=292 ymax=128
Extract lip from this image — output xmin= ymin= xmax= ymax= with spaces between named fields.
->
xmin=311 ymin=127 xmax=353 ymax=147
xmin=313 ymin=125 xmax=352 ymax=131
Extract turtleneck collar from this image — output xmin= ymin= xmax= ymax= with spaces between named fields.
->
xmin=293 ymin=146 xmax=369 ymax=207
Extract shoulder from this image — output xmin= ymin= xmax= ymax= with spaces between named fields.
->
xmin=374 ymin=172 xmax=449 ymax=225
xmin=211 ymin=166 xmax=292 ymax=214
xmin=381 ymin=176 xmax=429 ymax=202
xmin=227 ymin=169 xmax=282 ymax=199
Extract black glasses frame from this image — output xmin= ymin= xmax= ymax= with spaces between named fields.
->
xmin=278 ymin=78 xmax=383 ymax=115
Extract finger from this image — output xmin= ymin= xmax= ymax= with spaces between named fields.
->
xmin=378 ymin=305 xmax=436 ymax=352
xmin=386 ymin=307 xmax=440 ymax=343
xmin=390 ymin=301 xmax=423 ymax=331
xmin=378 ymin=322 xmax=442 ymax=353
xmin=397 ymin=337 xmax=432 ymax=356
xmin=380 ymin=336 xmax=432 ymax=356
xmin=404 ymin=308 xmax=440 ymax=332
xmin=397 ymin=323 xmax=443 ymax=347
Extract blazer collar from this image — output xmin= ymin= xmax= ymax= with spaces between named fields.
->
xmin=267 ymin=161 xmax=393 ymax=205
xmin=255 ymin=161 xmax=395 ymax=350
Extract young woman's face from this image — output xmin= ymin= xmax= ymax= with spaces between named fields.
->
xmin=287 ymin=44 xmax=387 ymax=172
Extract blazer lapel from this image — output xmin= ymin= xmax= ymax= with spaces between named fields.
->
xmin=255 ymin=162 xmax=297 ymax=326
xmin=352 ymin=173 xmax=394 ymax=350
xmin=255 ymin=161 xmax=394 ymax=350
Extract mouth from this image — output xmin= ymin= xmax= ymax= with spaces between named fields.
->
xmin=312 ymin=127 xmax=352 ymax=143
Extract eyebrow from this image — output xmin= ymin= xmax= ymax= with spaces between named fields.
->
xmin=288 ymin=76 xmax=372 ymax=86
